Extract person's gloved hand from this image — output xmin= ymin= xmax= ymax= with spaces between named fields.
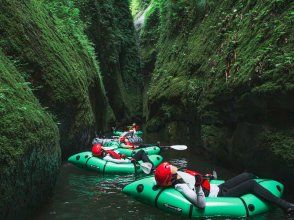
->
xmin=195 ymin=174 xmax=203 ymax=187
xmin=121 ymin=154 xmax=127 ymax=159
xmin=204 ymin=173 xmax=213 ymax=180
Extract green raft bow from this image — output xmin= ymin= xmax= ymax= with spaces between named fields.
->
xmin=68 ymin=152 xmax=163 ymax=174
xmin=123 ymin=176 xmax=284 ymax=218
xmin=102 ymin=142 xmax=161 ymax=157
xmin=113 ymin=130 xmax=143 ymax=137
xmin=117 ymin=146 xmax=161 ymax=157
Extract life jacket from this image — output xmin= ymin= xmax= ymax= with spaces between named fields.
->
xmin=105 ymin=150 xmax=122 ymax=159
xmin=184 ymin=169 xmax=211 ymax=193
xmin=125 ymin=142 xmax=135 ymax=150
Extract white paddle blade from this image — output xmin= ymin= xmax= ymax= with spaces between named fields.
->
xmin=213 ymin=170 xmax=217 ymax=180
xmin=170 ymin=145 xmax=188 ymax=150
xmin=140 ymin=162 xmax=153 ymax=174
xmin=102 ymin=146 xmax=118 ymax=151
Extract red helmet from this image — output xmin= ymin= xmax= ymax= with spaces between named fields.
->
xmin=92 ymin=144 xmax=103 ymax=157
xmin=119 ymin=136 xmax=125 ymax=142
xmin=154 ymin=162 xmax=172 ymax=187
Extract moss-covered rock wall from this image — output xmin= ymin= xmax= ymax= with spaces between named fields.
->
xmin=140 ymin=0 xmax=294 ymax=180
xmin=76 ymin=0 xmax=143 ymax=122
xmin=132 ymin=0 xmax=160 ymax=117
xmin=0 ymin=0 xmax=113 ymax=158
xmin=0 ymin=0 xmax=117 ymax=217
xmin=0 ymin=49 xmax=61 ymax=219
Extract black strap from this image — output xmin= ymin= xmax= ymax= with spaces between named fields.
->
xmin=154 ymin=188 xmax=167 ymax=208
xmin=133 ymin=162 xmax=137 ymax=174
xmin=188 ymin=204 xmax=193 ymax=218
xmin=85 ymin=156 xmax=93 ymax=168
xmin=102 ymin=161 xmax=108 ymax=174
xmin=239 ymin=197 xmax=249 ymax=217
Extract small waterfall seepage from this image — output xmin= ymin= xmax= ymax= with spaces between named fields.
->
xmin=134 ymin=1 xmax=153 ymax=31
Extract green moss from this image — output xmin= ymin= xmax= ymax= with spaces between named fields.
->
xmin=258 ymin=130 xmax=294 ymax=163
xmin=201 ymin=125 xmax=229 ymax=157
xmin=0 ymin=49 xmax=61 ymax=219
xmin=76 ymin=0 xmax=142 ymax=121
xmin=143 ymin=0 xmax=294 ymax=176
xmin=0 ymin=0 xmax=113 ymax=156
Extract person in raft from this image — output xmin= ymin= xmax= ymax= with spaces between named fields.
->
xmin=154 ymin=162 xmax=294 ymax=217
xmin=118 ymin=123 xmax=140 ymax=138
xmin=118 ymin=135 xmax=159 ymax=150
xmin=131 ymin=123 xmax=140 ymax=132
xmin=92 ymin=143 xmax=154 ymax=167
xmin=119 ymin=135 xmax=143 ymax=149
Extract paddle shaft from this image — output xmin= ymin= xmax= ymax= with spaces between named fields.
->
xmin=140 ymin=144 xmax=187 ymax=150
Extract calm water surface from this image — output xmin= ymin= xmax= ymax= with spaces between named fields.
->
xmin=34 ymin=147 xmax=291 ymax=220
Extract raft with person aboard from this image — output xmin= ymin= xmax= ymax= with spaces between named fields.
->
xmin=68 ymin=152 xmax=163 ymax=174
xmin=102 ymin=143 xmax=161 ymax=157
xmin=113 ymin=130 xmax=143 ymax=137
xmin=92 ymin=137 xmax=161 ymax=157
xmin=122 ymin=176 xmax=284 ymax=218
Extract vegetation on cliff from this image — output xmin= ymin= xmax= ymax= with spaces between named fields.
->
xmin=0 ymin=49 xmax=61 ymax=219
xmin=132 ymin=0 xmax=160 ymax=116
xmin=0 ymin=0 xmax=113 ymax=157
xmin=76 ymin=0 xmax=143 ymax=121
xmin=136 ymin=0 xmax=294 ymax=179
xmin=0 ymin=0 xmax=124 ymax=217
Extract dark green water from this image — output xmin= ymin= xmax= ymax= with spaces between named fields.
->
xmin=34 ymin=147 xmax=291 ymax=220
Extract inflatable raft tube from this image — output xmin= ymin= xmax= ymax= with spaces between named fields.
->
xmin=68 ymin=152 xmax=163 ymax=174
xmin=113 ymin=130 xmax=143 ymax=137
xmin=117 ymin=146 xmax=161 ymax=157
xmin=101 ymin=142 xmax=161 ymax=157
xmin=123 ymin=176 xmax=284 ymax=218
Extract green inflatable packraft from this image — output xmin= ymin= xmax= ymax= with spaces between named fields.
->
xmin=116 ymin=146 xmax=161 ymax=157
xmin=113 ymin=130 xmax=143 ymax=137
xmin=68 ymin=152 xmax=163 ymax=174
xmin=123 ymin=176 xmax=284 ymax=218
xmin=102 ymin=142 xmax=161 ymax=157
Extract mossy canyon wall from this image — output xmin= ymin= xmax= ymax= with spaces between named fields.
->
xmin=135 ymin=0 xmax=293 ymax=182
xmin=0 ymin=0 xmax=293 ymax=218
xmin=0 ymin=0 xmax=141 ymax=218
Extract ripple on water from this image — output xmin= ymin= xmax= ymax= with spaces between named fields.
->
xmin=169 ymin=157 xmax=188 ymax=169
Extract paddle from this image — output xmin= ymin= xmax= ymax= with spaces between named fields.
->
xmin=160 ymin=145 xmax=188 ymax=150
xmin=140 ymin=162 xmax=153 ymax=174
xmin=139 ymin=142 xmax=188 ymax=150
xmin=212 ymin=170 xmax=217 ymax=180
